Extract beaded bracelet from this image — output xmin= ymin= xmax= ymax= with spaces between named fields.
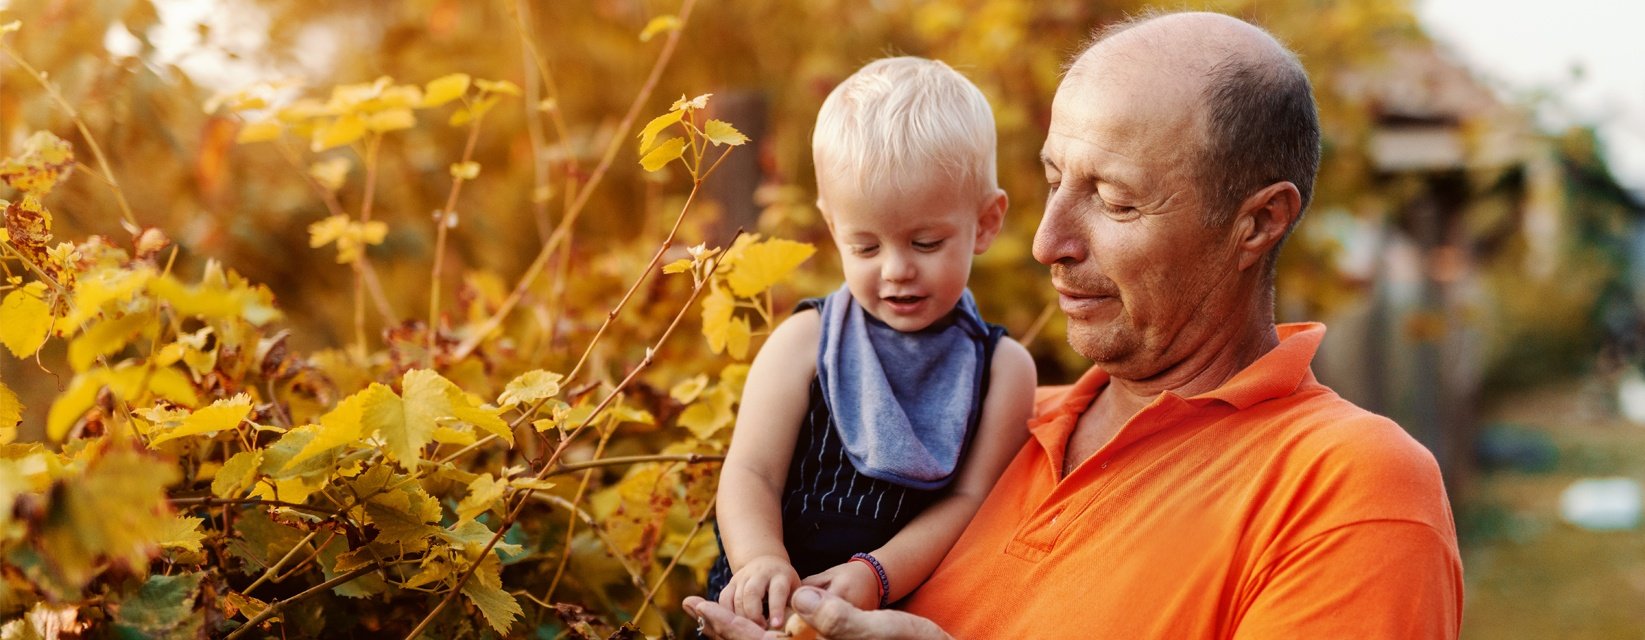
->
xmin=849 ymin=552 xmax=890 ymax=609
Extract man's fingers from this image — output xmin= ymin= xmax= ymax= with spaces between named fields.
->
xmin=685 ymin=596 xmax=772 ymax=640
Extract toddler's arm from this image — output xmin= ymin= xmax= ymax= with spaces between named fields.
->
xmin=803 ymin=337 xmax=1036 ymax=608
xmin=715 ymin=310 xmax=821 ymax=628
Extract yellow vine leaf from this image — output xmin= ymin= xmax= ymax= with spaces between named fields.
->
xmin=285 ymin=383 xmax=393 ymax=470
xmin=433 ymin=424 xmax=476 ymax=445
xmin=461 ymin=554 xmax=523 ymax=634
xmin=704 ymin=119 xmax=749 ymax=147
xmin=678 ymin=385 xmax=734 ymax=439
xmin=639 ymin=137 xmax=686 ymax=173
xmin=0 ymin=380 xmax=19 ymax=445
xmin=212 ymin=449 xmax=263 ymax=499
xmin=726 ymin=315 xmax=751 ymax=360
xmin=449 ymin=161 xmax=481 ymax=180
xmin=456 ymin=474 xmax=505 ymax=521
xmin=363 ymin=108 xmax=416 ymax=133
xmin=149 ymin=394 xmax=253 ymax=446
xmin=662 ymin=258 xmax=692 ymax=274
xmin=0 ymin=131 xmax=75 ymax=195
xmin=727 ymin=238 xmax=817 ymax=297
xmin=67 ymin=311 xmax=150 ymax=372
xmin=48 ymin=371 xmax=105 ymax=441
xmin=422 ymin=73 xmax=471 ymax=107
xmin=669 ymin=375 xmax=709 ymax=404
xmin=312 ymin=115 xmax=366 ymax=152
xmin=306 ymin=157 xmax=349 ymax=193
xmin=34 ymin=442 xmax=180 ymax=590
xmin=64 ymin=265 xmax=154 ymax=329
xmin=235 ymin=120 xmax=282 ymax=144
xmin=497 ymin=370 xmax=563 ymax=408
xmin=308 ymin=215 xmax=388 ymax=264
xmin=155 ymin=515 xmax=206 ymax=553
xmin=671 ymin=93 xmax=712 ymax=112
xmin=637 ymin=110 xmax=684 ymax=155
xmin=701 ymin=284 xmax=736 ymax=356
xmin=0 ymin=282 xmax=52 ymax=358
xmin=474 ymin=79 xmax=521 ymax=96
xmin=639 ymin=15 xmax=680 ymax=42
xmin=449 ymin=95 xmax=500 ymax=127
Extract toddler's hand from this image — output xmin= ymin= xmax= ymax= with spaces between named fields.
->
xmin=801 ymin=560 xmax=882 ymax=612
xmin=721 ymin=555 xmax=800 ymax=628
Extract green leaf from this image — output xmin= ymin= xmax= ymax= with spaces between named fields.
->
xmin=637 ymin=110 xmax=684 ymax=155
xmin=149 ymin=394 xmax=253 ymax=446
xmin=640 ymin=137 xmax=687 ymax=172
xmin=114 ymin=572 xmax=203 ymax=635
xmin=0 ymin=281 xmax=52 ymax=358
xmin=704 ymin=119 xmax=749 ymax=146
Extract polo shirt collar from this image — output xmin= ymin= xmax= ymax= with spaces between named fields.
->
xmin=1027 ymin=322 xmax=1327 ymax=457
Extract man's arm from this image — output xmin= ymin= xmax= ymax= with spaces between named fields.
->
xmin=1231 ymin=519 xmax=1463 ymax=639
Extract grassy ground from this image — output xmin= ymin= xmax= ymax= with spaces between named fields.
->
xmin=1461 ymin=379 xmax=1645 ymax=639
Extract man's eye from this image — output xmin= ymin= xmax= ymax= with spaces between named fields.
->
xmin=1100 ymin=200 xmax=1138 ymax=218
xmin=913 ymin=240 xmax=944 ymax=251
xmin=1047 ymin=182 xmax=1060 ymax=195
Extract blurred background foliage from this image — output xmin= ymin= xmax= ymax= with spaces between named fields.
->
xmin=1 ymin=0 xmax=1641 ymax=637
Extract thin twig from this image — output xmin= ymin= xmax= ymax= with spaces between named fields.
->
xmin=403 ymin=228 xmax=731 ymax=639
xmin=0 ymin=41 xmax=140 ymax=233
xmin=450 ymin=0 xmax=700 ymax=361
xmin=632 ymin=496 xmax=717 ymax=622
xmin=547 ymin=453 xmax=724 ymax=477
xmin=1018 ymin=299 xmax=1059 ymax=349
xmin=427 ymin=119 xmax=486 ymax=365
xmin=224 ymin=562 xmax=383 ymax=640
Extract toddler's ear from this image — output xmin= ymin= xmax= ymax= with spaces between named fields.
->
xmin=973 ymin=189 xmax=1007 ymax=253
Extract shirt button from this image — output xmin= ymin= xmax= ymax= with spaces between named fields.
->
xmin=1101 ymin=462 xmax=1109 ymax=469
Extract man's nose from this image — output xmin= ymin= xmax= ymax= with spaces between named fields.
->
xmin=881 ymin=250 xmax=916 ymax=283
xmin=1033 ymin=196 xmax=1086 ymax=267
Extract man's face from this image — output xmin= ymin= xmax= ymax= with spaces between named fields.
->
xmin=1034 ymin=58 xmax=1240 ymax=377
xmin=819 ymin=176 xmax=992 ymax=332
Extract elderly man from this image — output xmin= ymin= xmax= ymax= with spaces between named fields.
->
xmin=686 ymin=11 xmax=1463 ymax=639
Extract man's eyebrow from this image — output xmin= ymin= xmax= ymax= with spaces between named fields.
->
xmin=1039 ymin=151 xmax=1056 ymax=169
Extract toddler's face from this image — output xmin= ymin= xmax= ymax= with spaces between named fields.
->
xmin=819 ymin=178 xmax=992 ymax=332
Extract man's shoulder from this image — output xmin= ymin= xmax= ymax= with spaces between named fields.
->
xmin=1252 ymin=386 xmax=1453 ymax=528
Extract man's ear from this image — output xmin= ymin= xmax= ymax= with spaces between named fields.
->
xmin=1232 ymin=181 xmax=1301 ymax=271
xmin=973 ymin=189 xmax=1008 ymax=254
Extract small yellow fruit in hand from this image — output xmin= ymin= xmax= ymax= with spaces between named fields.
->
xmin=782 ymin=613 xmax=818 ymax=640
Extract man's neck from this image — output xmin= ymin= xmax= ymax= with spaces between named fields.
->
xmin=1062 ymin=311 xmax=1280 ymax=477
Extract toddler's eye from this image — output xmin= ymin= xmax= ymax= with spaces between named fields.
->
xmin=850 ymin=245 xmax=879 ymax=256
xmin=913 ymin=240 xmax=944 ymax=251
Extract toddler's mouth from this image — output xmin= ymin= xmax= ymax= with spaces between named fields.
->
xmin=883 ymin=295 xmax=924 ymax=304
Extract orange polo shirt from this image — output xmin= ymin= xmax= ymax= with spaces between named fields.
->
xmin=903 ymin=323 xmax=1463 ymax=638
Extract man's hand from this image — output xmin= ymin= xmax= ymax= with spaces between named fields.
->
xmin=721 ymin=555 xmax=801 ymax=628
xmin=801 ymin=561 xmax=881 ymax=611
xmin=685 ymin=587 xmax=952 ymax=640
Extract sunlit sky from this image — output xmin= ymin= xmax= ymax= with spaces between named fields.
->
xmin=1418 ymin=0 xmax=1645 ymax=198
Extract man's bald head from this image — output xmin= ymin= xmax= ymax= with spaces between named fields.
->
xmin=1069 ymin=12 xmax=1320 ymax=229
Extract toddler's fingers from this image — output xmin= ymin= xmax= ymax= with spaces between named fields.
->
xmin=719 ymin=578 xmax=737 ymax=610
xmin=767 ymin=573 xmax=793 ymax=628
xmin=737 ymin=574 xmax=769 ymax=623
